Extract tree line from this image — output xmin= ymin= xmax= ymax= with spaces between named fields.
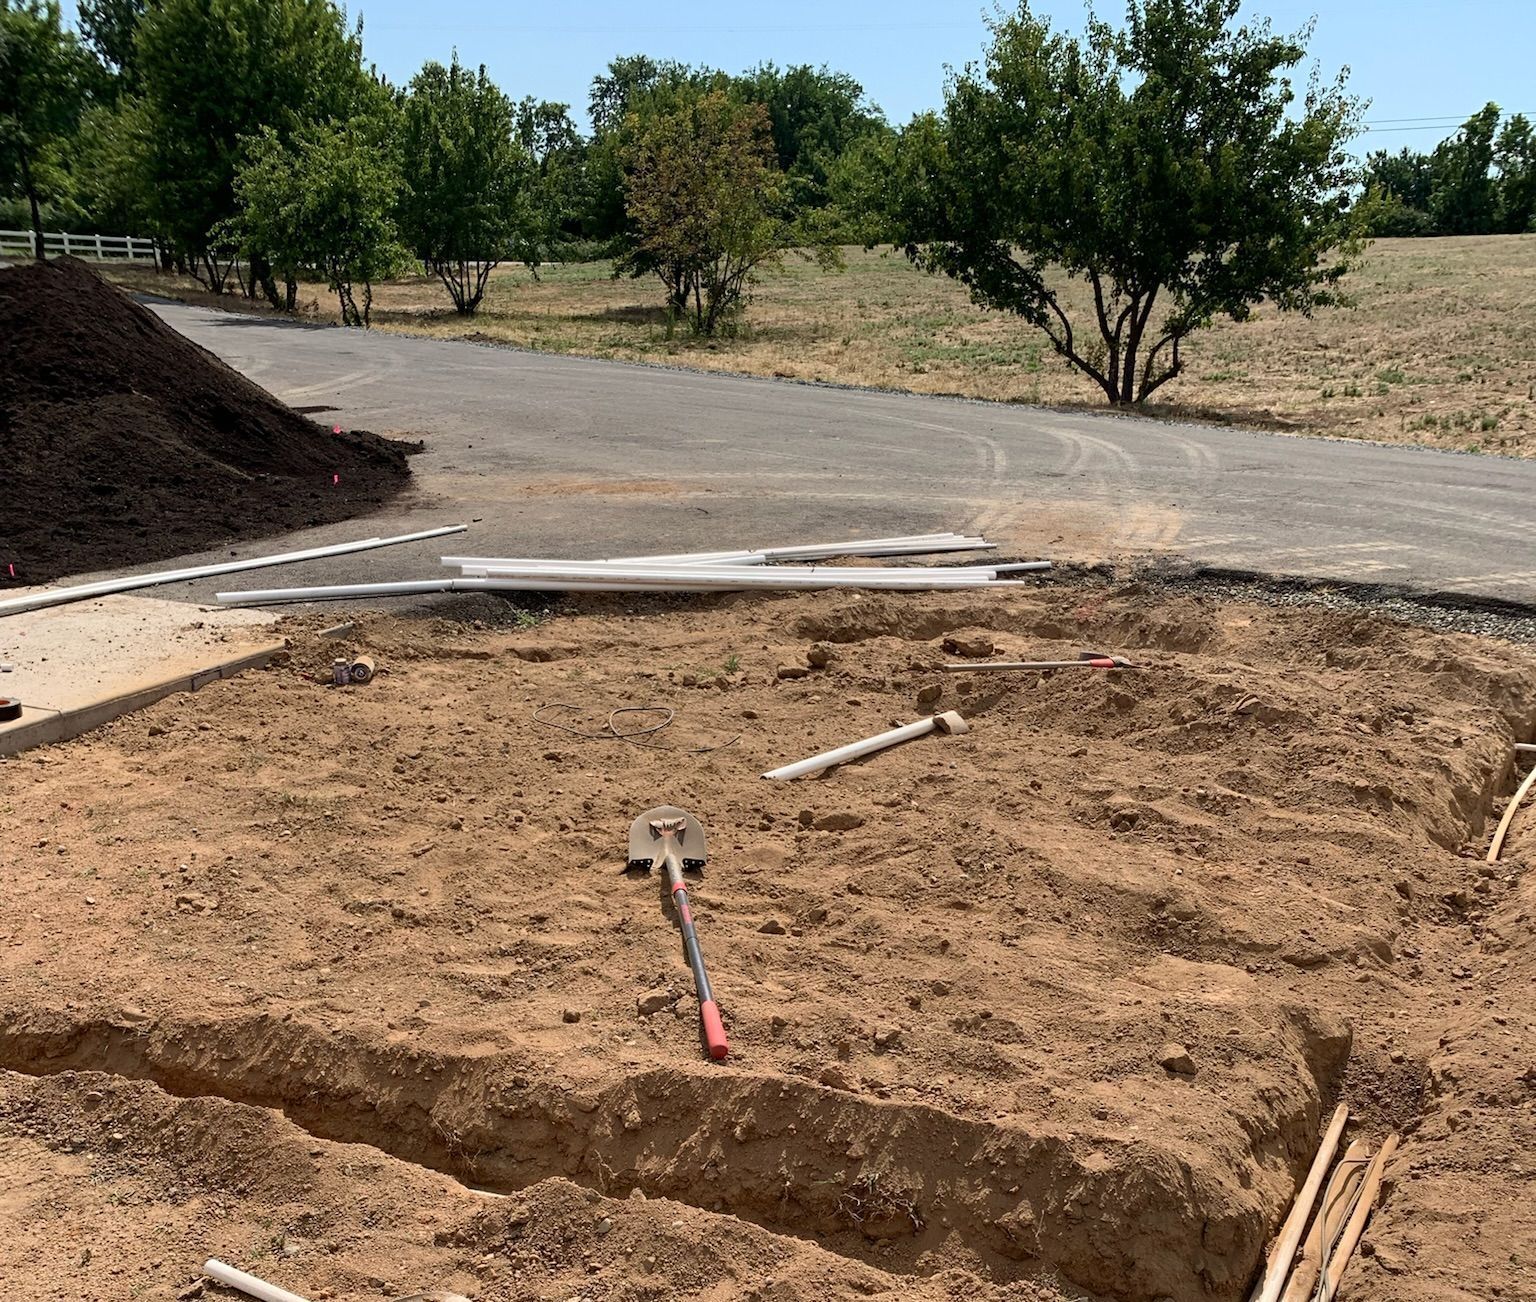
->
xmin=0 ymin=0 xmax=889 ymax=327
xmin=3 ymin=0 xmax=1522 ymax=406
xmin=1362 ymin=105 xmax=1536 ymax=238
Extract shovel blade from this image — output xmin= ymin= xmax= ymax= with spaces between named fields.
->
xmin=627 ymin=805 xmax=708 ymax=872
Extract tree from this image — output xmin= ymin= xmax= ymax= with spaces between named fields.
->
xmin=1429 ymin=103 xmax=1500 ymax=235
xmin=235 ymin=116 xmax=405 ymax=325
xmin=77 ymin=0 xmax=145 ymax=85
xmin=739 ymin=62 xmax=887 ymax=209
xmin=1495 ymin=113 xmax=1536 ymax=234
xmin=882 ymin=0 xmax=1361 ymax=406
xmin=619 ymin=89 xmax=804 ymax=336
xmin=589 ymin=53 xmax=690 ymax=135
xmin=72 ymin=96 xmax=154 ymax=235
xmin=399 ymin=55 xmax=536 ymax=315
xmin=0 ymin=0 xmax=92 ymax=259
xmin=133 ymin=0 xmax=379 ymax=296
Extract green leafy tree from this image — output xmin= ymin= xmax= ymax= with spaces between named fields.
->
xmin=1356 ymin=182 xmax=1436 ymax=238
xmin=882 ymin=0 xmax=1361 ymax=406
xmin=514 ymin=97 xmax=588 ymax=260
xmin=399 ymin=55 xmax=536 ymax=314
xmin=1360 ymin=145 xmax=1434 ymax=235
xmin=76 ymin=0 xmax=145 ymax=85
xmin=72 ymin=96 xmax=154 ymax=235
xmin=1494 ymin=113 xmax=1536 ymax=234
xmin=621 ymin=89 xmax=825 ymax=336
xmin=738 ymin=62 xmax=887 ymax=209
xmin=235 ymin=115 xmax=405 ymax=325
xmin=0 ymin=0 xmax=93 ymax=258
xmin=133 ymin=0 xmax=380 ymax=295
xmin=1429 ymin=103 xmax=1500 ymax=236
xmin=589 ymin=53 xmax=689 ymax=135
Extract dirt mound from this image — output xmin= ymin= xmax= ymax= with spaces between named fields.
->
xmin=0 ymin=257 xmax=417 ymax=586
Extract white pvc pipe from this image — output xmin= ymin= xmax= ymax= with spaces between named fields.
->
xmin=443 ymin=535 xmax=996 ymax=569
xmin=463 ymin=571 xmax=1030 ymax=591
xmin=219 ymin=574 xmax=1038 ymax=604
xmin=0 ymin=525 xmax=469 ymax=618
xmin=219 ymin=579 xmax=460 ymax=604
xmin=616 ymin=538 xmax=995 ymax=564
xmin=203 ymin=1259 xmax=311 ymax=1302
xmin=763 ymin=711 xmax=970 ymax=780
xmin=459 ymin=560 xmax=1008 ymax=580
xmin=1517 ymin=743 xmax=1536 ymax=755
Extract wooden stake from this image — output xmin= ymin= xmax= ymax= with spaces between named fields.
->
xmin=1248 ymin=1103 xmax=1349 ymax=1302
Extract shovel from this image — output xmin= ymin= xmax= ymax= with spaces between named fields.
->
xmin=626 ymin=806 xmax=729 ymax=1061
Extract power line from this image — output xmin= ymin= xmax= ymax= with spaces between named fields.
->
xmin=1362 ymin=110 xmax=1529 ymax=129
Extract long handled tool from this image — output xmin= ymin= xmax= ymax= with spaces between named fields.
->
xmin=627 ymin=807 xmax=728 ymax=1061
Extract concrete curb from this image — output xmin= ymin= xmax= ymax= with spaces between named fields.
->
xmin=0 ymin=640 xmax=287 ymax=758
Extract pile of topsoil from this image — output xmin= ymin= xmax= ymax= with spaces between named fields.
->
xmin=0 ymin=257 xmax=418 ymax=587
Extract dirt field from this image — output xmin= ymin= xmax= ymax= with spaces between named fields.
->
xmin=2 ymin=580 xmax=1535 ymax=1301
xmin=112 ymin=235 xmax=1536 ymax=457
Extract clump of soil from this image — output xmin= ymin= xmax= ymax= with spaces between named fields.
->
xmin=0 ymin=257 xmax=417 ymax=586
xmin=1 ymin=583 xmax=1534 ymax=1300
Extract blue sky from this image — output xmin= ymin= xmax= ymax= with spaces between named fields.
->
xmin=73 ymin=1 xmax=1536 ymax=151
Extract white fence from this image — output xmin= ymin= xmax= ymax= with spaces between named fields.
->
xmin=0 ymin=229 xmax=157 ymax=262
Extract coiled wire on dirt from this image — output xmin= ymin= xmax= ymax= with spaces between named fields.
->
xmin=532 ymin=702 xmax=740 ymax=754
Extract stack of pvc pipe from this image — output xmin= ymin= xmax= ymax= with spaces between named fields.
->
xmin=218 ymin=533 xmax=1051 ymax=605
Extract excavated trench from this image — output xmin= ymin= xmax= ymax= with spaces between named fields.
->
xmin=0 ymin=1002 xmax=1347 ymax=1300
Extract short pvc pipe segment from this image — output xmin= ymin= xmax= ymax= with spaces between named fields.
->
xmin=202 ymin=1259 xmax=311 ymax=1302
xmin=762 ymin=711 xmax=969 ymax=780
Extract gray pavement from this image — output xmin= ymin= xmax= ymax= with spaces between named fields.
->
xmin=134 ymin=299 xmax=1534 ymax=607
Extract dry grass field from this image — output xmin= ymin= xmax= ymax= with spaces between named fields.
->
xmin=115 ymin=234 xmax=1536 ymax=456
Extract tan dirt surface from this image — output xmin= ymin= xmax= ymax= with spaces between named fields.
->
xmin=1 ymin=582 xmax=1534 ymax=1301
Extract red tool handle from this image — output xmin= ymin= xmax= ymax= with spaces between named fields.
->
xmin=698 ymin=999 xmax=729 ymax=1061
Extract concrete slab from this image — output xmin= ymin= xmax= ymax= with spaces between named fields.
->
xmin=0 ymin=596 xmax=282 ymax=757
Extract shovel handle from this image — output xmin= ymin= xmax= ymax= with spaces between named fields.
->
xmin=672 ymin=880 xmax=729 ymax=1061
xmin=699 ymin=998 xmax=728 ymax=1061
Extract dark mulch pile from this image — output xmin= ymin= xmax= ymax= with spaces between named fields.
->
xmin=0 ymin=257 xmax=418 ymax=587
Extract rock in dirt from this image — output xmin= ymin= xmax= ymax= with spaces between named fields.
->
xmin=0 ymin=257 xmax=416 ymax=586
xmin=873 ymin=1025 xmax=903 ymax=1051
xmin=813 ymin=811 xmax=865 ymax=832
xmin=758 ymin=918 xmax=787 ymax=935
xmin=819 ymin=1065 xmax=857 ymax=1091
xmin=561 ymin=1008 xmax=582 ymax=1023
xmin=636 ymin=989 xmax=673 ymax=1016
xmin=1158 ymin=1043 xmax=1198 ymax=1076
xmin=776 ymin=664 xmax=811 ymax=681
xmin=807 ymin=643 xmax=838 ymax=668
xmin=916 ymin=683 xmax=943 ymax=707
xmin=942 ymin=635 xmax=995 ymax=658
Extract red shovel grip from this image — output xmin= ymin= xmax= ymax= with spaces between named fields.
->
xmin=699 ymin=999 xmax=729 ymax=1061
